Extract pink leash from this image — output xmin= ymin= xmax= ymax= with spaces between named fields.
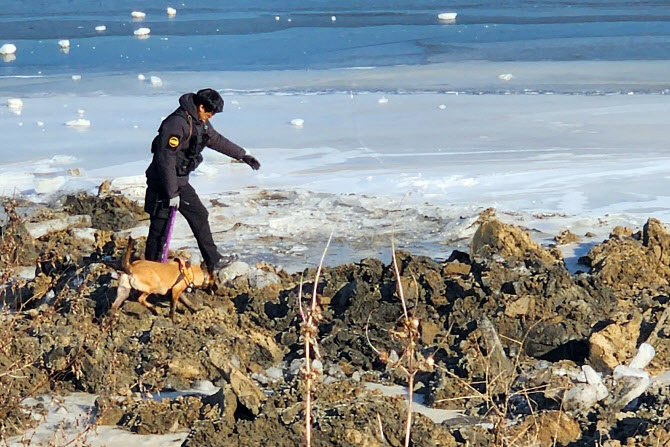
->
xmin=161 ymin=205 xmax=177 ymax=263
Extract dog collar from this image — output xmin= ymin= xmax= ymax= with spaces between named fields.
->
xmin=175 ymin=258 xmax=195 ymax=292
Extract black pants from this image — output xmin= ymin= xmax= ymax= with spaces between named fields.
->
xmin=144 ymin=182 xmax=220 ymax=270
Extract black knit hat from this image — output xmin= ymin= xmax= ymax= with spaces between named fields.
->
xmin=194 ymin=88 xmax=224 ymax=114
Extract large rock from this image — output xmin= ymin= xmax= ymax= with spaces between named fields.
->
xmin=470 ymin=215 xmax=561 ymax=266
xmin=589 ymin=312 xmax=642 ymax=373
xmin=209 ymin=347 xmax=266 ymax=416
xmin=585 ymin=218 xmax=670 ymax=293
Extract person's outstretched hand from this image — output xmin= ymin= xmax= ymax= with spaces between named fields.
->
xmin=242 ymin=154 xmax=261 ymax=170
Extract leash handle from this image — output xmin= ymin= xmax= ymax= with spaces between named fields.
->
xmin=161 ymin=205 xmax=177 ymax=263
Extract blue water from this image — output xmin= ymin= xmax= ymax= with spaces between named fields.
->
xmin=2 ymin=0 xmax=670 ymax=75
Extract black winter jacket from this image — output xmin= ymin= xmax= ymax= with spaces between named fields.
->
xmin=145 ymin=93 xmax=247 ymax=199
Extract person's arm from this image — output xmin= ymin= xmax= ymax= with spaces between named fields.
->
xmin=154 ymin=116 xmax=189 ymax=197
xmin=206 ymin=125 xmax=260 ymax=170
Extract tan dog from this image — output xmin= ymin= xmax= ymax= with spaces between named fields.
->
xmin=112 ymin=237 xmax=212 ymax=322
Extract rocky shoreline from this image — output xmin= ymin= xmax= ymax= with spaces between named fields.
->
xmin=1 ymin=191 xmax=669 ymax=446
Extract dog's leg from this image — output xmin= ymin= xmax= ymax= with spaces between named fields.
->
xmin=179 ymin=295 xmax=197 ymax=313
xmin=137 ymin=292 xmax=158 ymax=315
xmin=111 ymin=273 xmax=132 ymax=310
xmin=170 ymin=283 xmax=192 ymax=323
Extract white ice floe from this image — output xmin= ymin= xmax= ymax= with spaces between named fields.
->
xmin=138 ymin=73 xmax=146 ymax=81
xmin=438 ymin=12 xmax=457 ymax=22
xmin=438 ymin=104 xmax=447 ymax=110
xmin=77 ymin=109 xmax=85 ymax=117
xmin=35 ymin=176 xmax=67 ymax=195
xmin=275 ymin=16 xmax=280 ymax=21
xmin=290 ymin=118 xmax=304 ymax=127
xmin=7 ymin=98 xmax=23 ymax=110
xmin=498 ymin=73 xmax=514 ymax=81
xmin=36 ymin=121 xmax=44 ymax=127
xmin=167 ymin=7 xmax=177 ymax=16
xmin=0 ymin=43 xmax=17 ymax=55
xmin=331 ymin=15 xmax=337 ymax=21
xmin=58 ymin=39 xmax=70 ymax=49
xmin=65 ymin=118 xmax=91 ymax=128
xmin=150 ymin=76 xmax=163 ymax=87
xmin=1 ymin=54 xmax=16 ymax=63
xmin=134 ymin=27 xmax=151 ymax=36
xmin=378 ymin=96 xmax=388 ymax=104
xmin=95 ymin=25 xmax=106 ymax=31
xmin=628 ymin=343 xmax=655 ymax=370
xmin=131 ymin=11 xmax=146 ymax=19
xmin=71 ymin=74 xmax=81 ymax=81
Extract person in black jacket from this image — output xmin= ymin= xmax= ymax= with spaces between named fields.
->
xmin=144 ymin=88 xmax=260 ymax=274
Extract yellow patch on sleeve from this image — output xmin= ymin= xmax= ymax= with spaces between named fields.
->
xmin=168 ymin=136 xmax=180 ymax=148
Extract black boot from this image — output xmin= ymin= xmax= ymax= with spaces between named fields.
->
xmin=209 ymin=253 xmax=238 ymax=273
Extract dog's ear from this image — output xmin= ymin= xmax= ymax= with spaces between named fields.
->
xmin=185 ymin=260 xmax=191 ymax=268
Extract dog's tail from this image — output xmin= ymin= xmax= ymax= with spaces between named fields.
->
xmin=122 ymin=236 xmax=134 ymax=273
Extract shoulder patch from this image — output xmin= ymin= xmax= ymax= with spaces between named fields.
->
xmin=168 ymin=136 xmax=180 ymax=148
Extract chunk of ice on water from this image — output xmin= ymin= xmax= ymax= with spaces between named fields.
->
xmin=71 ymin=74 xmax=81 ymax=81
xmin=290 ymin=118 xmax=304 ymax=127
xmin=65 ymin=118 xmax=91 ymax=128
xmin=150 ymin=76 xmax=163 ymax=87
xmin=134 ymin=27 xmax=151 ymax=36
xmin=167 ymin=7 xmax=177 ymax=16
xmin=0 ymin=43 xmax=17 ymax=55
xmin=7 ymin=98 xmax=23 ymax=110
xmin=58 ymin=40 xmax=70 ymax=49
xmin=438 ymin=12 xmax=457 ymax=22
xmin=131 ymin=11 xmax=146 ymax=19
xmin=95 ymin=25 xmax=106 ymax=32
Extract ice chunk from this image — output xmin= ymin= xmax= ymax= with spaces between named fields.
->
xmin=131 ymin=11 xmax=146 ymax=19
xmin=0 ymin=43 xmax=17 ymax=55
xmin=65 ymin=118 xmax=91 ymax=128
xmin=34 ymin=176 xmax=67 ymax=195
xmin=25 ymin=215 xmax=91 ymax=237
xmin=290 ymin=118 xmax=304 ymax=128
xmin=582 ymin=365 xmax=608 ymax=400
xmin=71 ymin=74 xmax=81 ymax=81
xmin=7 ymin=98 xmax=23 ymax=110
xmin=58 ymin=39 xmax=70 ymax=49
xmin=498 ymin=73 xmax=514 ymax=81
xmin=134 ymin=27 xmax=151 ymax=36
xmin=138 ymin=73 xmax=146 ymax=81
xmin=628 ymin=343 xmax=655 ymax=369
xmin=191 ymin=380 xmax=216 ymax=393
xmin=2 ymin=54 xmax=16 ymax=63
xmin=331 ymin=16 xmax=337 ymax=21
xmin=438 ymin=12 xmax=457 ymax=22
xmin=150 ymin=76 xmax=163 ymax=87
xmin=378 ymin=96 xmax=388 ymax=104
xmin=438 ymin=104 xmax=447 ymax=110
xmin=95 ymin=25 xmax=106 ymax=32
xmin=275 ymin=16 xmax=280 ymax=21
xmin=608 ymin=365 xmax=651 ymax=410
xmin=167 ymin=7 xmax=177 ymax=16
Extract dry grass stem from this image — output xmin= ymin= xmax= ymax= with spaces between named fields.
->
xmin=298 ymin=232 xmax=333 ymax=447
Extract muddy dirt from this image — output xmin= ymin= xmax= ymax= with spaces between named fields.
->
xmin=1 ymin=193 xmax=669 ymax=446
